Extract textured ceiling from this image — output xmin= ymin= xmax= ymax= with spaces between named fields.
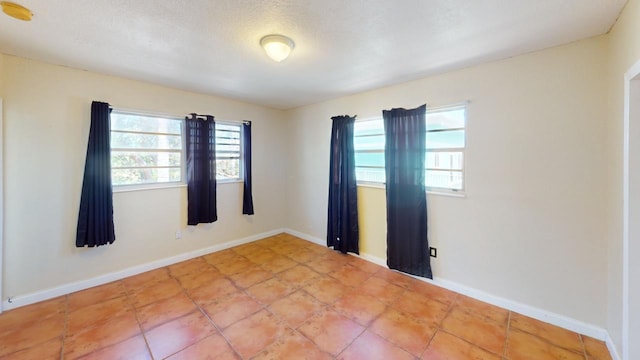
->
xmin=0 ymin=0 xmax=627 ymax=109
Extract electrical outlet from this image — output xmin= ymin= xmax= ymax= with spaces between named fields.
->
xmin=430 ymin=247 xmax=437 ymax=258
xmin=175 ymin=230 xmax=182 ymax=239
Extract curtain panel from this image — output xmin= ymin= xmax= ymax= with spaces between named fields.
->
xmin=327 ymin=115 xmax=360 ymax=254
xmin=383 ymin=104 xmax=432 ymax=278
xmin=185 ymin=114 xmax=217 ymax=225
xmin=76 ymin=101 xmax=115 ymax=247
xmin=242 ymin=121 xmax=254 ymax=215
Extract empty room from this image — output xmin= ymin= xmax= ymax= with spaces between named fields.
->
xmin=0 ymin=0 xmax=638 ymax=359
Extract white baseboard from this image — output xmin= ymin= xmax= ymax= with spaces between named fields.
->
xmin=2 ymin=228 xmax=286 ymax=311
xmin=284 ymin=228 xmax=325 ymax=246
xmin=4 ymin=226 xmax=618 ymax=359
xmin=283 ymin=228 xmax=611 ymax=343
xmin=606 ymin=333 xmax=622 ymax=360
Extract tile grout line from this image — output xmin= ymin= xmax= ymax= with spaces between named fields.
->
xmin=60 ymin=295 xmax=69 ymax=360
xmin=192 ymin=254 xmax=277 ymax=359
xmin=578 ymin=334 xmax=588 ymax=360
xmin=509 ymin=313 xmax=594 ymax=357
xmin=125 ymin=279 xmax=155 ymax=360
xmin=503 ymin=311 xmax=512 ymax=359
xmin=173 ymin=257 xmax=245 ymax=360
xmin=419 ymin=292 xmax=459 ymax=358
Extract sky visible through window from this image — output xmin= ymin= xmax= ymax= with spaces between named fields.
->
xmin=354 ymin=107 xmax=465 ymax=191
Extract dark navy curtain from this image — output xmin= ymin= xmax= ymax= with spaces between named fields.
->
xmin=76 ymin=101 xmax=115 ymax=247
xmin=383 ymin=104 xmax=432 ymax=278
xmin=185 ymin=114 xmax=217 ymax=225
xmin=327 ymin=115 xmax=359 ymax=254
xmin=242 ymin=121 xmax=254 ymax=215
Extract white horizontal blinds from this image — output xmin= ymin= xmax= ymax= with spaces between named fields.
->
xmin=425 ymin=106 xmax=465 ymax=191
xmin=110 ymin=111 xmax=183 ymax=186
xmin=354 ymin=118 xmax=386 ymax=183
xmin=215 ymin=122 xmax=241 ymax=180
xmin=353 ymin=105 xmax=466 ymax=191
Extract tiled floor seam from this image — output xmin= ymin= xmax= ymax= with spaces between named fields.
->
xmin=511 ymin=324 xmax=590 ymax=357
xmin=127 ymin=278 xmax=157 ymax=360
xmin=173 ymin=268 xmax=241 ymax=359
xmin=194 ymin=285 xmax=258 ymax=360
xmin=503 ymin=311 xmax=512 ymax=359
xmin=578 ymin=334 xmax=590 ymax=360
xmin=60 ymin=295 xmax=69 ymax=360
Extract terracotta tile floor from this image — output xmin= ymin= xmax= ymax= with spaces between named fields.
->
xmin=0 ymin=233 xmax=612 ymax=359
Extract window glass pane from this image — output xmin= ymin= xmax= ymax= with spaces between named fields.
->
xmin=111 ymin=132 xmax=181 ymax=150
xmin=356 ymin=167 xmax=386 ymax=183
xmin=214 ymin=123 xmax=241 ymax=180
xmin=354 ymin=119 xmax=384 ymax=136
xmin=112 ymin=167 xmax=181 ymax=186
xmin=426 ymin=129 xmax=465 ymax=149
xmin=111 ymin=151 xmax=181 ymax=168
xmin=426 ymin=151 xmax=463 ymax=170
xmin=354 ymin=134 xmax=385 ymax=151
xmin=426 ymin=108 xmax=465 ymax=131
xmin=354 ymin=152 xmax=385 ymax=167
xmin=217 ymin=124 xmax=240 ymax=132
xmin=216 ymin=130 xmax=240 ymax=140
xmin=353 ymin=106 xmax=466 ymax=190
xmin=426 ymin=170 xmax=463 ymax=190
xmin=111 ymin=111 xmax=183 ymax=187
xmin=217 ymin=159 xmax=240 ymax=179
xmin=217 ymin=144 xmax=240 ymax=152
xmin=111 ymin=113 xmax=181 ymax=134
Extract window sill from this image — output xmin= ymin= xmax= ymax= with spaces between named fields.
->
xmin=356 ymin=182 xmax=466 ymax=198
xmin=113 ymin=179 xmax=244 ymax=193
xmin=426 ymin=189 xmax=466 ymax=198
xmin=218 ymin=179 xmax=244 ymax=184
xmin=113 ymin=183 xmax=187 ymax=193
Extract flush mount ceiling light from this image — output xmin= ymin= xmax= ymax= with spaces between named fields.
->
xmin=1 ymin=1 xmax=32 ymax=21
xmin=260 ymin=34 xmax=295 ymax=62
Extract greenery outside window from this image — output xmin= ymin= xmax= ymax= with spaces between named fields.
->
xmin=111 ymin=111 xmax=183 ymax=187
xmin=215 ymin=122 xmax=242 ymax=180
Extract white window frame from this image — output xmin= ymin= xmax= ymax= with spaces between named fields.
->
xmin=215 ymin=120 xmax=244 ymax=183
xmin=425 ymin=104 xmax=466 ymax=195
xmin=109 ymin=110 xmax=246 ymax=191
xmin=353 ymin=104 xmax=467 ymax=196
xmin=110 ymin=109 xmax=185 ymax=191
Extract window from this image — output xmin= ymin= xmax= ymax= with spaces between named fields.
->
xmin=110 ymin=111 xmax=244 ymax=187
xmin=353 ymin=105 xmax=466 ymax=192
xmin=215 ymin=122 xmax=242 ymax=180
xmin=111 ymin=111 xmax=183 ymax=187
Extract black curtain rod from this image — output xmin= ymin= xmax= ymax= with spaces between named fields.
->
xmin=185 ymin=113 xmax=252 ymax=125
xmin=186 ymin=113 xmax=214 ymax=120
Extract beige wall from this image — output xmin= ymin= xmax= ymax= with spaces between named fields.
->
xmin=606 ymin=0 xmax=640 ymax=355
xmin=1 ymin=55 xmax=288 ymax=298
xmin=2 ymin=6 xmax=638 ymax=352
xmin=286 ymin=36 xmax=609 ymax=327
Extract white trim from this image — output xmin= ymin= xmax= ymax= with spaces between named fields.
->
xmin=2 ymin=228 xmax=285 ymax=310
xmin=113 ymin=183 xmax=187 ymax=193
xmin=356 ymin=183 xmax=466 ymax=198
xmin=111 ymin=107 xmax=185 ymax=121
xmin=622 ymin=59 xmax=640 ymax=360
xmin=283 ymin=228 xmax=612 ymax=342
xmin=0 ymin=98 xmax=3 ymax=314
xmin=364 ymin=252 xmax=608 ymax=340
xmin=285 ymin=228 xmax=324 ymax=246
xmin=608 ymin=332 xmax=623 ymax=360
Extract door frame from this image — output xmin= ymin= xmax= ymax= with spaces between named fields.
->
xmin=0 ymin=98 xmax=3 ymax=314
xmin=623 ymin=59 xmax=640 ymax=360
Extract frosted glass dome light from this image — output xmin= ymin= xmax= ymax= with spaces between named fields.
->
xmin=260 ymin=34 xmax=295 ymax=62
